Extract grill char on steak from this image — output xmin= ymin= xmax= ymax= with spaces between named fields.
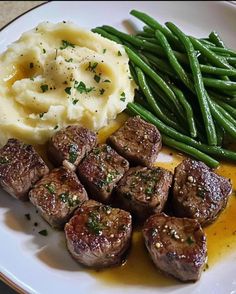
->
xmin=115 ymin=166 xmax=173 ymax=222
xmin=0 ymin=138 xmax=49 ymax=200
xmin=65 ymin=199 xmax=132 ymax=268
xmin=107 ymin=116 xmax=162 ymax=167
xmin=143 ymin=213 xmax=207 ymax=282
xmin=172 ymin=158 xmax=232 ymax=226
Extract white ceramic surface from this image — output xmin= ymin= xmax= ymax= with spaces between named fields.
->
xmin=0 ymin=1 xmax=236 ymax=294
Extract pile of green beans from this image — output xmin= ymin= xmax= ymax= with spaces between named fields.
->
xmin=92 ymin=9 xmax=236 ymax=168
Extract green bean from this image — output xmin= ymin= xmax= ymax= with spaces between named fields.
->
xmin=124 ymin=46 xmax=186 ymax=120
xmin=213 ymin=103 xmax=236 ymax=126
xmin=200 ymin=39 xmax=216 ymax=47
xmin=130 ymin=10 xmax=184 ymax=51
xmin=129 ymin=62 xmax=139 ymax=85
xmin=91 ymin=27 xmax=122 ymax=44
xmin=127 ymin=102 xmax=236 ymax=161
xmin=147 ymin=78 xmax=176 ymax=113
xmin=209 ymin=99 xmax=236 ymax=139
xmin=166 ymin=22 xmax=217 ymax=146
xmin=136 ymin=36 xmax=159 ymax=44
xmin=136 ymin=31 xmax=154 ymax=38
xmin=200 ymin=65 xmax=236 ymax=76
xmin=143 ymin=25 xmax=155 ymax=34
xmin=155 ymin=30 xmax=194 ymax=92
xmin=135 ymin=67 xmax=185 ymax=132
xmin=169 ymin=85 xmax=197 ymax=137
xmin=214 ymin=122 xmax=224 ymax=147
xmin=226 ymin=56 xmax=236 ymax=65
xmin=144 ymin=52 xmax=178 ymax=79
xmin=101 ymin=25 xmax=188 ymax=63
xmin=213 ymin=99 xmax=236 ymax=119
xmin=207 ymin=46 xmax=236 ymax=57
xmin=203 ymin=77 xmax=236 ymax=91
xmin=187 ymin=36 xmax=232 ymax=69
xmin=209 ymin=31 xmax=226 ymax=48
xmin=162 ymin=135 xmax=219 ymax=168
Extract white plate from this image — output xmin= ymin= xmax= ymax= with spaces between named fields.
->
xmin=0 ymin=1 xmax=236 ymax=294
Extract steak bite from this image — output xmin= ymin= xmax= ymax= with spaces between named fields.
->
xmin=65 ymin=199 xmax=132 ymax=268
xmin=0 ymin=138 xmax=49 ymax=201
xmin=48 ymin=125 xmax=97 ymax=170
xmin=107 ymin=116 xmax=162 ymax=167
xmin=115 ymin=166 xmax=173 ymax=221
xmin=143 ymin=213 xmax=207 ymax=282
xmin=29 ymin=167 xmax=88 ymax=229
xmin=172 ymin=158 xmax=232 ymax=226
xmin=77 ymin=144 xmax=129 ymax=203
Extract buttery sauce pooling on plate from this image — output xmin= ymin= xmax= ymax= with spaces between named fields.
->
xmin=90 ymin=118 xmax=236 ymax=285
xmin=35 ymin=115 xmax=235 ymax=285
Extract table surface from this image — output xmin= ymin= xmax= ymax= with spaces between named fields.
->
xmin=0 ymin=2 xmax=46 ymax=293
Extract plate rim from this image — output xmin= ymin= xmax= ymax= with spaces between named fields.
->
xmin=0 ymin=1 xmax=235 ymax=293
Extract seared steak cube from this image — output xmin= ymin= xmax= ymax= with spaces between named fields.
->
xmin=65 ymin=199 xmax=132 ymax=268
xmin=143 ymin=213 xmax=207 ymax=282
xmin=77 ymin=144 xmax=129 ymax=203
xmin=29 ymin=167 xmax=88 ymax=229
xmin=172 ymin=158 xmax=232 ymax=226
xmin=116 ymin=166 xmax=173 ymax=222
xmin=0 ymin=138 xmax=49 ymax=201
xmin=48 ymin=125 xmax=97 ymax=171
xmin=107 ymin=116 xmax=162 ymax=167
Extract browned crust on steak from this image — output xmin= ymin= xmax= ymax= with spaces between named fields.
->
xmin=65 ymin=200 xmax=132 ymax=268
xmin=29 ymin=167 xmax=88 ymax=229
xmin=48 ymin=125 xmax=97 ymax=170
xmin=115 ymin=166 xmax=173 ymax=221
xmin=77 ymin=144 xmax=129 ymax=203
xmin=172 ymin=158 xmax=232 ymax=226
xmin=107 ymin=116 xmax=162 ymax=167
xmin=0 ymin=138 xmax=49 ymax=200
xmin=143 ymin=213 xmax=207 ymax=282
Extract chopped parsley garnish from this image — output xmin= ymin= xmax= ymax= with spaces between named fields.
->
xmin=103 ymin=79 xmax=111 ymax=83
xmin=54 ymin=125 xmax=59 ymax=130
xmin=65 ymin=58 xmax=73 ymax=62
xmin=39 ymin=112 xmax=46 ymax=118
xmin=103 ymin=48 xmax=107 ymax=54
xmin=87 ymin=211 xmax=104 ymax=235
xmin=86 ymin=61 xmax=98 ymax=72
xmin=94 ymin=74 xmax=101 ymax=83
xmin=60 ymin=40 xmax=75 ymax=50
xmin=29 ymin=62 xmax=34 ymax=69
xmin=99 ymin=88 xmax=105 ymax=95
xmin=30 ymin=77 xmax=34 ymax=81
xmin=44 ymin=183 xmax=55 ymax=194
xmin=68 ymin=144 xmax=78 ymax=163
xmin=0 ymin=156 xmax=9 ymax=164
xmin=75 ymin=81 xmax=94 ymax=94
xmin=59 ymin=192 xmax=80 ymax=207
xmin=42 ymin=48 xmax=46 ymax=54
xmin=38 ymin=229 xmax=48 ymax=236
xmin=72 ymin=99 xmax=79 ymax=105
xmin=145 ymin=187 xmax=153 ymax=196
xmin=40 ymin=84 xmax=48 ymax=93
xmin=65 ymin=87 xmax=72 ymax=95
xmin=24 ymin=213 xmax=31 ymax=221
xmin=117 ymin=50 xmax=122 ymax=56
xmin=120 ymin=91 xmax=126 ymax=102
xmin=98 ymin=171 xmax=118 ymax=188
xmin=186 ymin=236 xmax=195 ymax=245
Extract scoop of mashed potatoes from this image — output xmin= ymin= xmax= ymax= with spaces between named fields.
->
xmin=0 ymin=22 xmax=136 ymax=145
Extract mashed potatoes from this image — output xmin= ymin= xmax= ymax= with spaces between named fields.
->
xmin=0 ymin=22 xmax=135 ymax=145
